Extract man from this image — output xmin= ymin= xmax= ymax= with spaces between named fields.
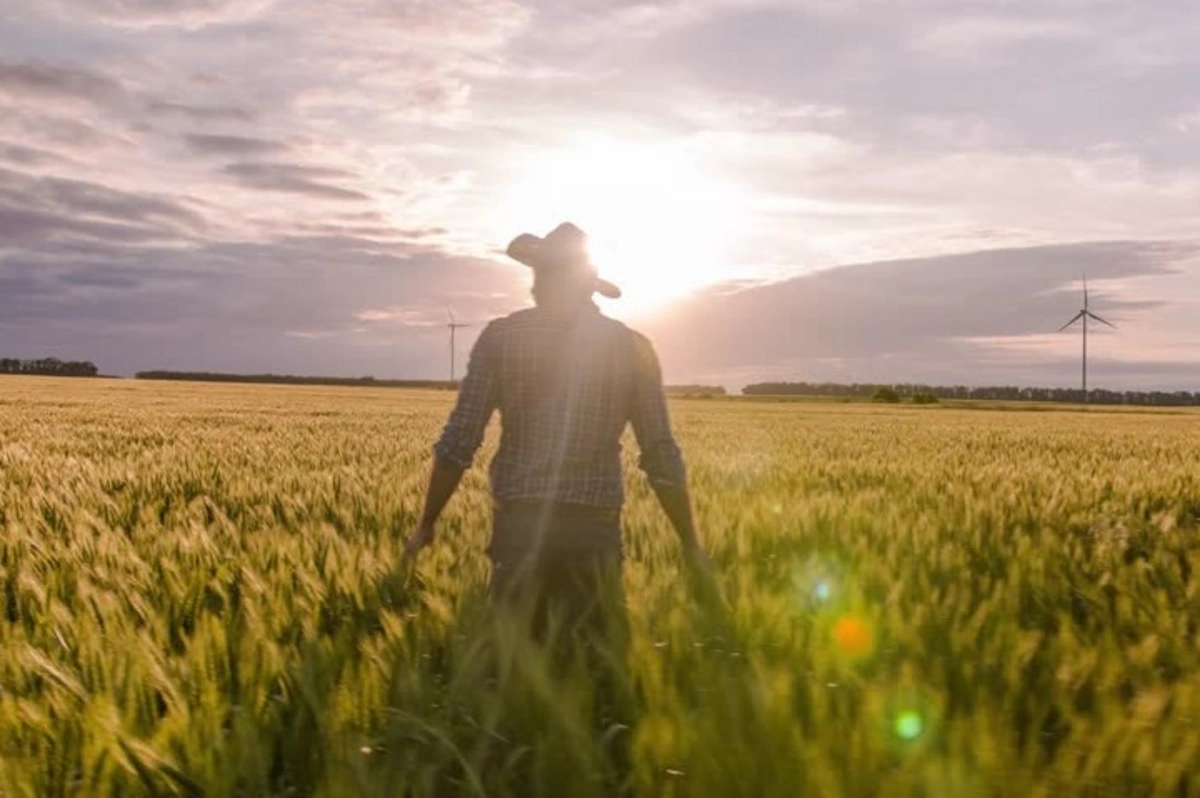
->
xmin=404 ymin=222 xmax=707 ymax=632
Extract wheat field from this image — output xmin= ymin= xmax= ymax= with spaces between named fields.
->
xmin=2 ymin=377 xmax=1199 ymax=797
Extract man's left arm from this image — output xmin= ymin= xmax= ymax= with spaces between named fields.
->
xmin=404 ymin=326 xmax=498 ymax=558
xmin=628 ymin=333 xmax=707 ymax=566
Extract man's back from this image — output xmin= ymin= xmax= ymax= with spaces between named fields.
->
xmin=434 ymin=303 xmax=685 ymax=508
xmin=406 ymin=222 xmax=708 ymax=632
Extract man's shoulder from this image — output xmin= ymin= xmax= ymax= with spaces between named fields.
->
xmin=598 ymin=314 xmax=652 ymax=352
xmin=484 ymin=307 xmax=643 ymax=340
xmin=479 ymin=307 xmax=658 ymax=365
xmin=497 ymin=307 xmax=540 ymax=324
xmin=587 ymin=312 xmax=662 ymax=360
xmin=479 ymin=308 xmax=538 ymax=338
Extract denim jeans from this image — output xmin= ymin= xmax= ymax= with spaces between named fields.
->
xmin=488 ymin=500 xmax=624 ymax=639
xmin=486 ymin=500 xmax=634 ymax=790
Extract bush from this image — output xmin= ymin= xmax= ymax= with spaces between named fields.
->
xmin=871 ymin=386 xmax=902 ymax=404
xmin=912 ymin=392 xmax=940 ymax=405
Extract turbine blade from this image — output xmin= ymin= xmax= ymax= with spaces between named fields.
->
xmin=1087 ymin=311 xmax=1116 ymax=329
xmin=1058 ymin=311 xmax=1085 ymax=332
xmin=1083 ymin=273 xmax=1088 ymax=309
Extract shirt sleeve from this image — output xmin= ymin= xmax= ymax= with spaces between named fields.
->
xmin=433 ymin=324 xmax=498 ymax=469
xmin=629 ymin=331 xmax=687 ymax=489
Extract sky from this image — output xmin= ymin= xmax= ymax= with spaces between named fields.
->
xmin=1 ymin=0 xmax=1198 ymax=390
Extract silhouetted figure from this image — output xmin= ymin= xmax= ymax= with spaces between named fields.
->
xmin=405 ymin=222 xmax=709 ymax=636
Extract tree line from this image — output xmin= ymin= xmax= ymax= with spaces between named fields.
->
xmin=135 ymin=371 xmax=455 ymax=389
xmin=7 ymin=360 xmax=1192 ymax=407
xmin=135 ymin=372 xmax=733 ymax=395
xmin=742 ymin=382 xmax=1200 ymax=407
xmin=0 ymin=358 xmax=99 ymax=377
xmin=665 ymin=384 xmax=727 ymax=397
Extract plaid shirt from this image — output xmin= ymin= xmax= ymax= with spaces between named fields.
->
xmin=433 ymin=303 xmax=686 ymax=508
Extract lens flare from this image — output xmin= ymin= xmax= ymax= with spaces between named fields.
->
xmin=894 ymin=710 xmax=924 ymax=740
xmin=871 ymin=687 xmax=940 ymax=755
xmin=832 ymin=614 xmax=874 ymax=659
xmin=789 ymin=554 xmax=850 ymax=612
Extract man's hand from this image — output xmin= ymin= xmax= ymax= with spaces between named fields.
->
xmin=406 ymin=457 xmax=467 ymax=563
xmin=682 ymin=540 xmax=716 ymax=587
xmin=682 ymin=539 xmax=712 ymax=572
xmin=403 ymin=521 xmax=437 ymax=562
xmin=681 ymin=539 xmax=723 ymax=614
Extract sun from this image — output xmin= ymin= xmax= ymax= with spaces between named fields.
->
xmin=491 ymin=135 xmax=747 ymax=315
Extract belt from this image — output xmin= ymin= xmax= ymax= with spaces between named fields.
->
xmin=493 ymin=498 xmax=621 ymax=524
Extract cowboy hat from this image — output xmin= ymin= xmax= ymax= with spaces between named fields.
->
xmin=505 ymin=222 xmax=622 ymax=299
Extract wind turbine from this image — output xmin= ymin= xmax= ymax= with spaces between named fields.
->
xmin=445 ymin=306 xmax=472 ymax=387
xmin=1057 ymin=275 xmax=1116 ymax=402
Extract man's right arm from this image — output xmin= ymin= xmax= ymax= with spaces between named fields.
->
xmin=405 ymin=325 xmax=498 ymax=558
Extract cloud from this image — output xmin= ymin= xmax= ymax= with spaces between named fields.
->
xmin=183 ymin=134 xmax=284 ymax=156
xmin=0 ymin=205 xmax=175 ymax=246
xmin=353 ymin=306 xmax=443 ymax=325
xmin=220 ymin=162 xmax=371 ymax=202
xmin=643 ymin=0 xmax=1200 ymax=158
xmin=339 ymin=0 xmax=531 ymax=46
xmin=0 ymin=175 xmax=208 ymax=252
xmin=673 ymin=124 xmax=1200 ymax=273
xmin=1171 ymin=111 xmax=1200 ymax=133
xmin=38 ymin=177 xmax=206 ymax=230
xmin=0 ymin=166 xmax=207 ymax=232
xmin=641 ymin=241 xmax=1200 ymax=390
xmin=2 ymin=0 xmax=1199 ymax=387
xmin=0 ymin=233 xmax=522 ymax=377
xmin=146 ymin=101 xmax=256 ymax=123
xmin=40 ymin=0 xmax=278 ymax=29
xmin=288 ymin=222 xmax=446 ymax=243
xmin=0 ymin=111 xmax=109 ymax=151
xmin=0 ymin=142 xmax=58 ymax=167
xmin=910 ymin=16 xmax=1091 ymax=58
xmin=0 ymin=60 xmax=127 ymax=106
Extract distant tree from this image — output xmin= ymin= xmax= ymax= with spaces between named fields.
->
xmin=666 ymin=384 xmax=728 ymax=398
xmin=871 ymin=386 xmax=901 ymax=404
xmin=0 ymin=357 xmax=99 ymax=377
xmin=135 ymin=371 xmax=452 ymax=389
xmin=912 ymin=392 xmax=939 ymax=405
xmin=740 ymin=380 xmax=1200 ymax=408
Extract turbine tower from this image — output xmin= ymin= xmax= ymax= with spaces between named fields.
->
xmin=445 ymin=306 xmax=472 ymax=387
xmin=1057 ymin=275 xmax=1115 ymax=402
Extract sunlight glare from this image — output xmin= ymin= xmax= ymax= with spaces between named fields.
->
xmin=493 ymin=135 xmax=747 ymax=314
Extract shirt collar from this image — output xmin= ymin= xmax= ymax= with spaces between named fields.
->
xmin=535 ymin=299 xmax=601 ymax=323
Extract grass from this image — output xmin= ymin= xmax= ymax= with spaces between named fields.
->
xmin=2 ymin=377 xmax=1200 ymax=796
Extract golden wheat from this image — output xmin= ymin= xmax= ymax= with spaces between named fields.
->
xmin=2 ymin=377 xmax=1199 ymax=796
